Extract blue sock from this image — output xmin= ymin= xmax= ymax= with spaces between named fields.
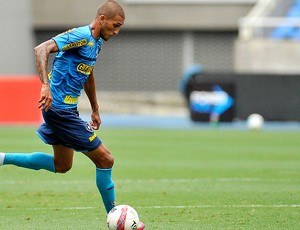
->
xmin=96 ymin=168 xmax=116 ymax=213
xmin=3 ymin=152 xmax=56 ymax=172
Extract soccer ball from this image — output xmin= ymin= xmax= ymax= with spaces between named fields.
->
xmin=107 ymin=205 xmax=140 ymax=230
xmin=247 ymin=113 xmax=264 ymax=130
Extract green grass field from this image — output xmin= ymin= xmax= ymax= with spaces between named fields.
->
xmin=0 ymin=126 xmax=300 ymax=229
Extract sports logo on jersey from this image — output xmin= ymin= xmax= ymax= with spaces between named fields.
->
xmin=77 ymin=63 xmax=94 ymax=75
xmin=64 ymin=95 xmax=79 ymax=104
xmin=87 ymin=41 xmax=95 ymax=46
xmin=62 ymin=39 xmax=87 ymax=51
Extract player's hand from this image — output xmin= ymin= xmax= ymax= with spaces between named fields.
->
xmin=90 ymin=111 xmax=101 ymax=130
xmin=38 ymin=83 xmax=52 ymax=112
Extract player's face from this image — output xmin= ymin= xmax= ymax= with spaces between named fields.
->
xmin=100 ymin=15 xmax=124 ymax=41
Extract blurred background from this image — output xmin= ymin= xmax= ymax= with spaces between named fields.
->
xmin=0 ymin=0 xmax=300 ymax=126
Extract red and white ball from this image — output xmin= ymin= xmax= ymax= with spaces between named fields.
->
xmin=107 ymin=205 xmax=140 ymax=230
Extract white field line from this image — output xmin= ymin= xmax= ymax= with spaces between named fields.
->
xmin=2 ymin=204 xmax=300 ymax=211
xmin=1 ymin=177 xmax=299 ymax=185
xmin=137 ymin=204 xmax=300 ymax=209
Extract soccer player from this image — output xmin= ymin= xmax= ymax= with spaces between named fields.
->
xmin=0 ymin=1 xmax=144 ymax=229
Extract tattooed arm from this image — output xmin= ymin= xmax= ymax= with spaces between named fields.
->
xmin=34 ymin=39 xmax=58 ymax=111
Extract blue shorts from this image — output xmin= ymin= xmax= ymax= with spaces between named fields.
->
xmin=36 ymin=107 xmax=102 ymax=152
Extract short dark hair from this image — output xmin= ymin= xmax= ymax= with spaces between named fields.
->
xmin=96 ymin=0 xmax=125 ymax=20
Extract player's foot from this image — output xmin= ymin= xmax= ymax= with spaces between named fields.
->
xmin=137 ymin=222 xmax=145 ymax=230
xmin=0 ymin=152 xmax=5 ymax=165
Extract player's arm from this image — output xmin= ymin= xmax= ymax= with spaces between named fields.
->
xmin=84 ymin=70 xmax=101 ymax=130
xmin=34 ymin=39 xmax=58 ymax=111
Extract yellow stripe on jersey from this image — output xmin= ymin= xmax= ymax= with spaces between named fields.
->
xmin=62 ymin=39 xmax=87 ymax=51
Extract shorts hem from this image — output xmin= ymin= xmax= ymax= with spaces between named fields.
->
xmin=36 ymin=130 xmax=50 ymax=145
xmin=80 ymin=140 xmax=102 ymax=153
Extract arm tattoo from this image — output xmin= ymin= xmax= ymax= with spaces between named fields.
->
xmin=35 ymin=46 xmax=49 ymax=84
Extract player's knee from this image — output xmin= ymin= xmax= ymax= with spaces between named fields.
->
xmin=98 ymin=152 xmax=114 ymax=168
xmin=106 ymin=154 xmax=114 ymax=168
xmin=96 ymin=150 xmax=114 ymax=168
xmin=54 ymin=161 xmax=72 ymax=173
xmin=55 ymin=165 xmax=72 ymax=173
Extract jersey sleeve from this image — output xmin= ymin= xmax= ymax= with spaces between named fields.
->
xmin=52 ymin=27 xmax=88 ymax=52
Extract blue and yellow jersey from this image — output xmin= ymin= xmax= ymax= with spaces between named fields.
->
xmin=50 ymin=25 xmax=102 ymax=109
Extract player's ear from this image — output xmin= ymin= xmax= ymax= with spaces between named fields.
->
xmin=98 ymin=15 xmax=106 ymax=25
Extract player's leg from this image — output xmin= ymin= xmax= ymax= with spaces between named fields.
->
xmin=0 ymin=145 xmax=74 ymax=173
xmin=83 ymin=143 xmax=116 ymax=213
xmin=0 ymin=118 xmax=58 ymax=171
xmin=52 ymin=144 xmax=74 ymax=173
xmin=0 ymin=151 xmax=56 ymax=172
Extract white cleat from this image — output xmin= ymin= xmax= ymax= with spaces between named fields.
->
xmin=0 ymin=152 xmax=5 ymax=165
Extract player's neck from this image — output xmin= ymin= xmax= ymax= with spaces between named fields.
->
xmin=90 ymin=21 xmax=101 ymax=40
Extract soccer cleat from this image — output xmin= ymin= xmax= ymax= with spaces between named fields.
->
xmin=137 ymin=222 xmax=145 ymax=230
xmin=0 ymin=152 xmax=5 ymax=166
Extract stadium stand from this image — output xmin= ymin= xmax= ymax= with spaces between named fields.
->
xmin=236 ymin=0 xmax=300 ymax=73
xmin=270 ymin=0 xmax=300 ymax=39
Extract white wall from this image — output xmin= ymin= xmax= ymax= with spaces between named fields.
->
xmin=235 ymin=39 xmax=300 ymax=74
xmin=0 ymin=0 xmax=34 ymax=74
xmin=32 ymin=0 xmax=254 ymax=30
